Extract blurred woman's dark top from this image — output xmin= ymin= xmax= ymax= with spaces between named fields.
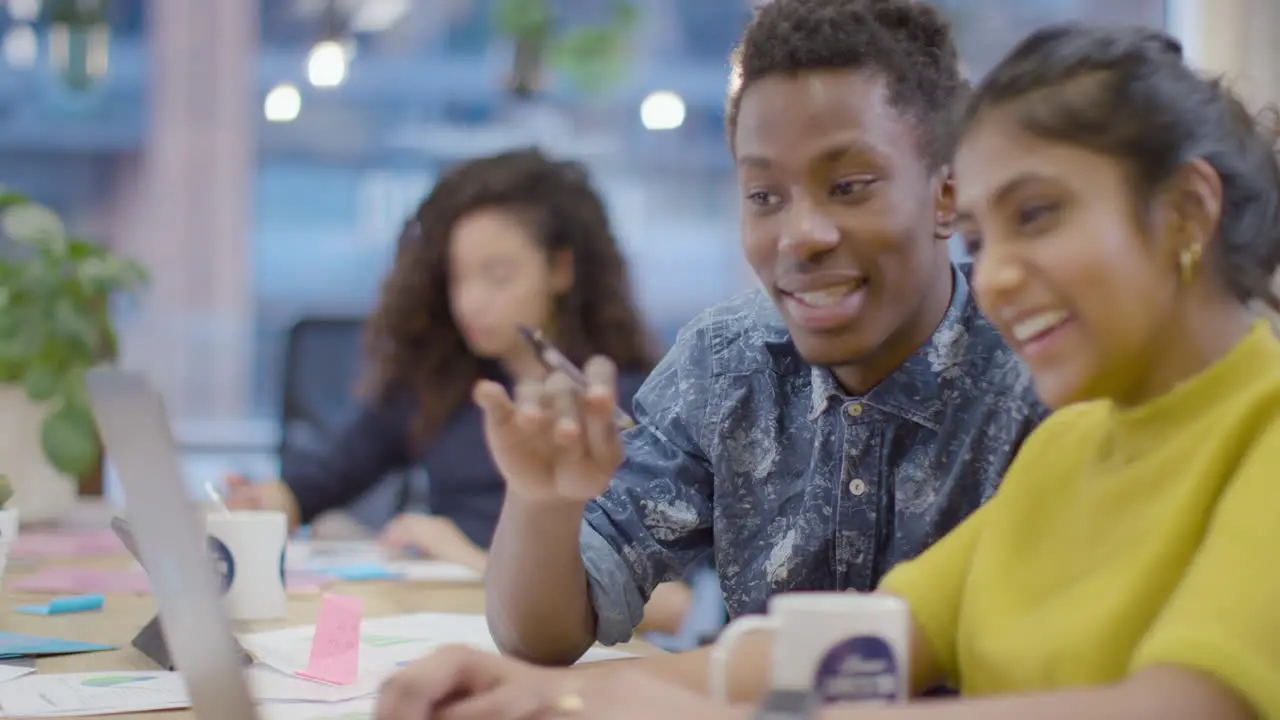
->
xmin=283 ymin=361 xmax=649 ymax=548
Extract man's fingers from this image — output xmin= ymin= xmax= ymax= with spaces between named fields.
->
xmin=581 ymin=356 xmax=623 ymax=469
xmin=473 ymin=380 xmax=516 ymax=424
xmin=512 ymin=380 xmax=552 ymax=433
xmin=582 ymin=355 xmax=617 ymax=393
xmin=434 ymin=682 xmax=553 ymax=720
xmin=544 ymin=372 xmax=584 ymax=450
xmin=375 ymin=646 xmax=495 ymax=720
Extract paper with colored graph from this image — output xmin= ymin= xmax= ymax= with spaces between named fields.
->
xmin=0 ymin=664 xmax=33 ymax=683
xmin=0 ymin=671 xmax=190 ymax=717
xmin=259 ymin=696 xmax=375 ymax=720
xmin=288 ymin=540 xmax=480 ymax=584
xmin=240 ymin=611 xmax=635 ymax=700
xmin=249 ymin=664 xmax=383 ymax=703
xmin=296 ymin=594 xmax=363 ymax=685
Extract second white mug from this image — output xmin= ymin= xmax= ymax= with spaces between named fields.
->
xmin=709 ymin=592 xmax=910 ymax=705
xmin=204 ymin=509 xmax=288 ymax=621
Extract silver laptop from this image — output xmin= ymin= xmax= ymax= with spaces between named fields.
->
xmin=85 ymin=368 xmax=259 ymax=719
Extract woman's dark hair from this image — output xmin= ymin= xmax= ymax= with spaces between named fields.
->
xmin=955 ymin=23 xmax=1280 ymax=311
xmin=362 ymin=147 xmax=655 ymax=445
xmin=726 ymin=0 xmax=968 ymax=168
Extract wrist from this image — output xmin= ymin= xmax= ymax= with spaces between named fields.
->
xmin=504 ymin=490 xmax=590 ymax=516
xmin=462 ymin=544 xmax=489 ymax=573
xmin=281 ymin=486 xmax=302 ymax=531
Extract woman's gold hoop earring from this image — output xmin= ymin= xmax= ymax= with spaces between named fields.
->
xmin=1179 ymin=243 xmax=1203 ymax=284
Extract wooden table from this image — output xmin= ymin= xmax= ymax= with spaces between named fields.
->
xmin=1 ymin=503 xmax=647 ymax=718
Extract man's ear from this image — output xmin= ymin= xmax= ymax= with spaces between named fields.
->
xmin=934 ymin=166 xmax=958 ymax=241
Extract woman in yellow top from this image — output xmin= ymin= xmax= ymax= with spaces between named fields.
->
xmin=372 ymin=23 xmax=1280 ymax=720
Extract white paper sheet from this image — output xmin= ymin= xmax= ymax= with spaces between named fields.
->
xmin=288 ymin=541 xmax=481 ymax=584
xmin=239 ymin=612 xmax=635 ymax=702
xmin=0 ymin=664 xmax=35 ymax=683
xmin=289 ymin=540 xmax=386 ymax=571
xmin=247 ymin=663 xmax=380 ymax=703
xmin=258 ymin=696 xmax=375 ymax=720
xmin=383 ymin=560 xmax=481 ymax=583
xmin=0 ymin=671 xmax=190 ymax=717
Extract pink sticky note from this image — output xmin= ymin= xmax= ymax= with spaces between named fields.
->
xmin=9 ymin=568 xmax=151 ymax=595
xmin=11 ymin=531 xmax=126 ymax=559
xmin=295 ymin=593 xmax=363 ymax=686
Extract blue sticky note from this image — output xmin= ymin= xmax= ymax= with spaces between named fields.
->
xmin=0 ymin=631 xmax=114 ymax=657
xmin=16 ymin=594 xmax=105 ymax=616
xmin=325 ymin=564 xmax=404 ymax=581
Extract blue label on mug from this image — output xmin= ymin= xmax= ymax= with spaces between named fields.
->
xmin=207 ymin=536 xmax=235 ymax=594
xmin=812 ymin=635 xmax=900 ymax=703
xmin=279 ymin=545 xmax=287 ymax=584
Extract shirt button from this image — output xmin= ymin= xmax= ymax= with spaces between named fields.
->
xmin=849 ymin=478 xmax=868 ymax=496
xmin=846 ymin=403 xmax=863 ymax=417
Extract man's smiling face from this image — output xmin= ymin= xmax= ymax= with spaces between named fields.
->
xmin=734 ymin=69 xmax=954 ymax=389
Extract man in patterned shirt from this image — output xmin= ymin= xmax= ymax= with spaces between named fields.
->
xmin=474 ymin=0 xmax=1044 ymax=672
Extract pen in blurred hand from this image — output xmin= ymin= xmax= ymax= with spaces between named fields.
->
xmin=518 ymin=325 xmax=637 ymax=430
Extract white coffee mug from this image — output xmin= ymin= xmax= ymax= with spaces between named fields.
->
xmin=204 ymin=510 xmax=288 ymax=621
xmin=709 ymin=592 xmax=910 ymax=705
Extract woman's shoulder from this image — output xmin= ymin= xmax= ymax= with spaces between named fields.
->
xmin=1023 ymin=400 xmax=1111 ymax=444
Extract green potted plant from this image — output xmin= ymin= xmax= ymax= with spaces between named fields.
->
xmin=0 ymin=188 xmax=147 ymax=523
xmin=48 ymin=0 xmax=112 ymax=92
xmin=494 ymin=0 xmax=639 ymax=97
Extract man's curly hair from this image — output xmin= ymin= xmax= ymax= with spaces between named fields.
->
xmin=726 ymin=0 xmax=968 ymax=167
xmin=362 ymin=147 xmax=655 ymax=446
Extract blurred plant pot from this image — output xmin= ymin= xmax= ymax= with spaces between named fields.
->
xmin=0 ymin=387 xmax=77 ymax=525
xmin=0 ymin=507 xmax=17 ymax=586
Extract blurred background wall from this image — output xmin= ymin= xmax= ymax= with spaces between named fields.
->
xmin=6 ymin=0 xmax=1277 ymax=491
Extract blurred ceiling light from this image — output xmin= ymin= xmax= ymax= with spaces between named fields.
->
xmin=640 ymin=90 xmax=686 ymax=131
xmin=350 ymin=0 xmax=408 ymax=33
xmin=264 ymin=83 xmax=302 ymax=122
xmin=7 ymin=0 xmax=41 ymax=22
xmin=2 ymin=25 xmax=38 ymax=68
xmin=306 ymin=39 xmax=348 ymax=87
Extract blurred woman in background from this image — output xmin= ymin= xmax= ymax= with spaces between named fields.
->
xmin=225 ymin=148 xmax=694 ymax=629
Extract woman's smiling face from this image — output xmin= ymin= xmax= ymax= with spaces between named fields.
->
xmin=954 ymin=106 xmax=1186 ymax=410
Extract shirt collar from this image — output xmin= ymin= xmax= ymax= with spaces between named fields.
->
xmin=807 ymin=264 xmax=975 ymax=430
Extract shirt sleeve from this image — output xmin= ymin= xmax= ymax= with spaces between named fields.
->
xmin=579 ymin=324 xmax=717 ymax=645
xmin=877 ymin=495 xmax=993 ymax=686
xmin=282 ymin=395 xmax=415 ymax=525
xmin=1129 ymin=430 xmax=1280 ymax=718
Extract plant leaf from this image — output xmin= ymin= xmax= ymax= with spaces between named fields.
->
xmin=0 ymin=360 xmax=21 ymax=383
xmin=22 ymin=366 xmax=60 ymax=402
xmin=2 ymin=203 xmax=67 ymax=253
xmin=0 ymin=193 xmax=25 ymax=212
xmin=40 ymin=400 xmax=99 ymax=478
xmin=493 ymin=0 xmax=553 ymax=38
xmin=51 ymin=295 xmax=100 ymax=359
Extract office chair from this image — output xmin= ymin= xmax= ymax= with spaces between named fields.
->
xmin=278 ymin=317 xmax=421 ymax=528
